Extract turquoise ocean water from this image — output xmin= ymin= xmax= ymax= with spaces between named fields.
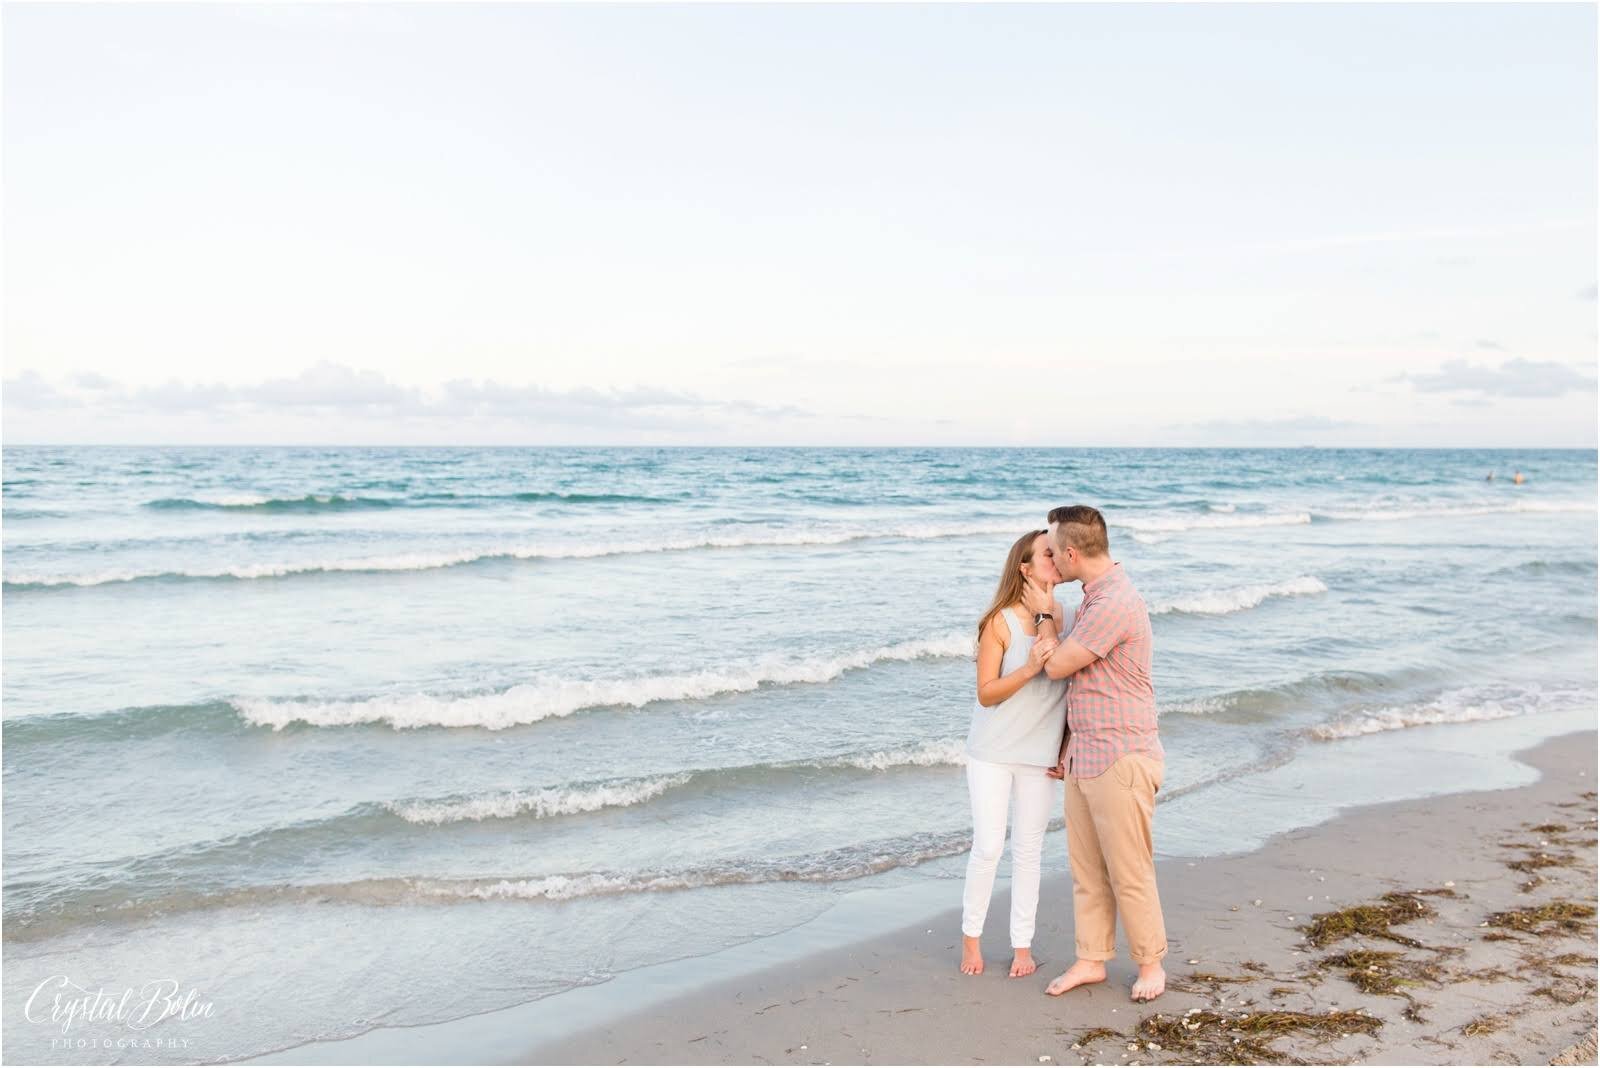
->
xmin=2 ymin=446 xmax=1595 ymax=1063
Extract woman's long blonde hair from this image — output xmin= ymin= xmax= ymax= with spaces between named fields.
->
xmin=977 ymin=529 xmax=1047 ymax=643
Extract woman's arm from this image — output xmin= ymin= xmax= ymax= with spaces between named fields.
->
xmin=976 ymin=613 xmax=1057 ymax=707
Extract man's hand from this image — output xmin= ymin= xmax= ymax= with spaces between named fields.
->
xmin=1045 ymin=758 xmax=1066 ymax=780
xmin=1020 ymin=577 xmax=1055 ymax=617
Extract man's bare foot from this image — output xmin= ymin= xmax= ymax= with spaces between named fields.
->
xmin=1131 ymin=962 xmax=1166 ymax=1001
xmin=960 ymin=935 xmax=984 ymax=976
xmin=1044 ymin=958 xmax=1106 ymax=996
xmin=1009 ymin=948 xmax=1038 ymax=978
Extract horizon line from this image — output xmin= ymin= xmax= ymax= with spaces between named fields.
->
xmin=3 ymin=442 xmax=1596 ymax=452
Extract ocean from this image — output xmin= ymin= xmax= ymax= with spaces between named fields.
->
xmin=2 ymin=445 xmax=1595 ymax=1064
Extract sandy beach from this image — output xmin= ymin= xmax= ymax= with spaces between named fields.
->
xmin=526 ymin=730 xmax=1599 ymax=1067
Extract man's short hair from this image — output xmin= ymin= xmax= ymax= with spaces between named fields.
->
xmin=1048 ymin=505 xmax=1110 ymax=556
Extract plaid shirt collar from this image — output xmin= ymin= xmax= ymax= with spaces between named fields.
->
xmin=1079 ymin=561 xmax=1123 ymax=598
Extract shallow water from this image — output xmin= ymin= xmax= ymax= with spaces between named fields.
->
xmin=3 ymin=446 xmax=1594 ymax=1063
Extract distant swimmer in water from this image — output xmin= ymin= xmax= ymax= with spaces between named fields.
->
xmin=1486 ymin=472 xmax=1495 ymax=481
xmin=1514 ymin=471 xmax=1526 ymax=485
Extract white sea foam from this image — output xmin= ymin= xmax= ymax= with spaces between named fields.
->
xmin=825 ymin=738 xmax=968 ymax=771
xmin=1162 ymin=695 xmax=1236 ymax=717
xmin=1117 ymin=512 xmax=1312 ymax=534
xmin=4 ymin=522 xmax=1025 ymax=587
xmin=194 ymin=493 xmax=274 ymax=507
xmin=234 ymin=632 xmax=976 ymax=730
xmin=1311 ymin=683 xmax=1579 ymax=740
xmin=1316 ymin=499 xmax=1596 ymax=523
xmin=387 ymin=740 xmax=970 ymax=825
xmin=1151 ymin=576 xmax=1327 ymax=616
xmin=385 ymin=741 xmax=966 ymax=824
xmin=1208 ymin=503 xmax=1237 ymax=513
xmin=389 ymin=774 xmax=694 ymax=825
xmin=404 ymin=838 xmax=973 ymax=901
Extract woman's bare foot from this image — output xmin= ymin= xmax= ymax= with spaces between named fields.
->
xmin=1009 ymin=948 xmax=1038 ymax=978
xmin=1131 ymin=962 xmax=1166 ymax=1001
xmin=960 ymin=935 xmax=984 ymax=975
xmin=1044 ymin=958 xmax=1106 ymax=996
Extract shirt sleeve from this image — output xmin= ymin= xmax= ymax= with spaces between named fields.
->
xmin=1067 ymin=593 xmax=1127 ymax=658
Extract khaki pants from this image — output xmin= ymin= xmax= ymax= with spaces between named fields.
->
xmin=1063 ymin=751 xmax=1168 ymax=964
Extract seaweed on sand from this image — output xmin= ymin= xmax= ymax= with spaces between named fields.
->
xmin=1320 ymin=949 xmax=1419 ymax=996
xmin=1133 ymin=1008 xmax=1382 ymax=1066
xmin=1461 ymin=1015 xmax=1506 ymax=1037
xmin=1505 ymin=851 xmax=1579 ymax=874
xmin=1074 ymin=1027 xmax=1120 ymax=1045
xmin=1301 ymin=891 xmax=1445 ymax=949
xmin=1485 ymin=900 xmax=1596 ymax=936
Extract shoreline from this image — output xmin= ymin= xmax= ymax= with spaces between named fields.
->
xmin=237 ymin=717 xmax=1600 ymax=1067
xmin=525 ymin=727 xmax=1599 ymax=1066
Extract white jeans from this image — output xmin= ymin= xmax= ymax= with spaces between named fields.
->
xmin=961 ymin=756 xmax=1055 ymax=948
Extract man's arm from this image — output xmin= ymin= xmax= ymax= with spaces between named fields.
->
xmin=1043 ymin=637 xmax=1098 ymax=679
xmin=1041 ymin=586 xmax=1126 ymax=679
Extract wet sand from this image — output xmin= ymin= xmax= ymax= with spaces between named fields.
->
xmin=527 ymin=730 xmax=1599 ymax=1066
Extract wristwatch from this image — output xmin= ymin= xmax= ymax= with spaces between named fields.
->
xmin=1033 ymin=611 xmax=1054 ymax=628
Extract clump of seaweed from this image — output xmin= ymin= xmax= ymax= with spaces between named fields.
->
xmin=1485 ymin=900 xmax=1596 ymax=935
xmin=1321 ymin=947 xmax=1446 ymax=1002
xmin=1302 ymin=891 xmax=1441 ymax=948
xmin=1170 ymin=971 xmax=1258 ymax=994
xmin=1481 ymin=931 xmax=1520 ymax=942
xmin=1532 ymin=976 xmax=1598 ymax=1005
xmin=1545 ymin=952 xmax=1598 ymax=967
xmin=1461 ymin=1014 xmax=1506 ymax=1037
xmin=1322 ymin=949 xmax=1411 ymax=996
xmin=1505 ymin=851 xmax=1578 ymax=874
xmin=1075 ymin=1027 xmax=1120 ymax=1045
xmin=1530 ymin=823 xmax=1569 ymax=834
xmin=1134 ymin=1008 xmax=1382 ymax=1066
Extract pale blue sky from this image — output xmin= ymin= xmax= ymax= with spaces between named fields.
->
xmin=4 ymin=2 xmax=1596 ymax=445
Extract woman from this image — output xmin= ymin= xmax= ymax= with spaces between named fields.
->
xmin=960 ymin=529 xmax=1069 ymax=978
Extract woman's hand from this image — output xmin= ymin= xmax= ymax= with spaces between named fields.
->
xmin=1045 ymin=758 xmax=1066 ymax=780
xmin=1028 ymin=634 xmax=1058 ymax=673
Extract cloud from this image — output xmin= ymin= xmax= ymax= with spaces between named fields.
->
xmin=1172 ymin=415 xmax=1367 ymax=445
xmin=3 ymin=370 xmax=81 ymax=409
xmin=1184 ymin=415 xmax=1362 ymax=435
xmin=1223 ymin=218 xmax=1591 ymax=256
xmin=1474 ymin=339 xmax=1505 ymax=351
xmin=1396 ymin=357 xmax=1598 ymax=399
xmin=1578 ymin=283 xmax=1598 ymax=302
xmin=72 ymin=372 xmax=118 ymax=391
xmin=3 ymin=362 xmax=819 ymax=430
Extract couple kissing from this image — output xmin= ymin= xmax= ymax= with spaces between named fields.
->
xmin=961 ymin=504 xmax=1168 ymax=1003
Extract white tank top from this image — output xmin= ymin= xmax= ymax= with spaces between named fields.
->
xmin=966 ymin=605 xmax=1069 ymax=767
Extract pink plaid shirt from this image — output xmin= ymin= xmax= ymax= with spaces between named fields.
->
xmin=1063 ymin=563 xmax=1162 ymax=778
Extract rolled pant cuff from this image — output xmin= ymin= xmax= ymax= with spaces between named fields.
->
xmin=1130 ymin=946 xmax=1169 ymax=964
xmin=1074 ymin=947 xmax=1116 ymax=961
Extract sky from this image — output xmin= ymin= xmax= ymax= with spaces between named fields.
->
xmin=3 ymin=2 xmax=1596 ymax=447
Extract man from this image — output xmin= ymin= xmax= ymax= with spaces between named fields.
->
xmin=1020 ymin=504 xmax=1167 ymax=1003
